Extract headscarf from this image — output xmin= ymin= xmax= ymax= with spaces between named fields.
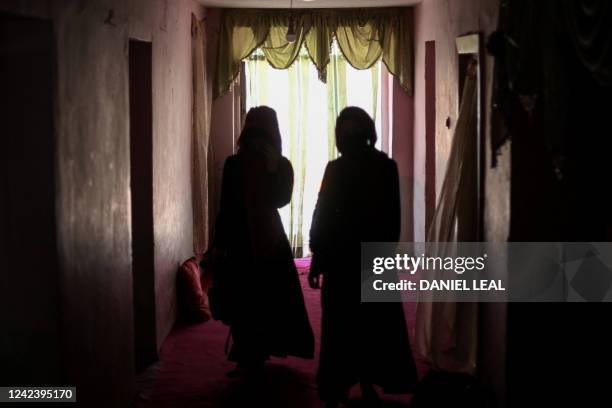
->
xmin=335 ymin=106 xmax=377 ymax=156
xmin=238 ymin=106 xmax=282 ymax=154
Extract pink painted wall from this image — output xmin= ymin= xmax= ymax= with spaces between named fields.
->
xmin=412 ymin=0 xmax=435 ymax=242
xmin=392 ymin=77 xmax=416 ymax=242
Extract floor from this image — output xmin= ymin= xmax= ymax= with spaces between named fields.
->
xmin=135 ymin=259 xmax=429 ymax=408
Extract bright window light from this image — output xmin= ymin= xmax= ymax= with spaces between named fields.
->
xmin=245 ymin=40 xmax=384 ymax=255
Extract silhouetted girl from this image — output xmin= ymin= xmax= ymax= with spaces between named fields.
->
xmin=211 ymin=106 xmax=314 ymax=377
xmin=309 ymin=107 xmax=418 ymax=406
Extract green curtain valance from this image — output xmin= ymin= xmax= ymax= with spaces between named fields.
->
xmin=214 ymin=8 xmax=414 ymax=98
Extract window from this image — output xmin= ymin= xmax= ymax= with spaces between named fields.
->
xmin=245 ymin=41 xmax=387 ymax=256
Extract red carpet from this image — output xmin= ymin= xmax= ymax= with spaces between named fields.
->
xmin=136 ymin=259 xmax=429 ymax=408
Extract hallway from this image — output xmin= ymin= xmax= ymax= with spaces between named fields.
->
xmin=136 ymin=259 xmax=428 ymax=408
xmin=3 ymin=1 xmax=612 ymax=406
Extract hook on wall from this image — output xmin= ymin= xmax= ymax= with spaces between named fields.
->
xmin=104 ymin=9 xmax=116 ymax=27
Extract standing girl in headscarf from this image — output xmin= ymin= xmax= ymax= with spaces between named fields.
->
xmin=309 ymin=107 xmax=417 ymax=406
xmin=211 ymin=106 xmax=314 ymax=377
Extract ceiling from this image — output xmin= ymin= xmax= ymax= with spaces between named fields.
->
xmin=197 ymin=0 xmax=421 ymax=9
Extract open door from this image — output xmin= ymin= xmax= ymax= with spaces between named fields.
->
xmin=456 ymin=33 xmax=485 ymax=241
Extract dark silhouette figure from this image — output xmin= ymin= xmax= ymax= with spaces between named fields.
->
xmin=309 ymin=107 xmax=418 ymax=406
xmin=211 ymin=106 xmax=314 ymax=377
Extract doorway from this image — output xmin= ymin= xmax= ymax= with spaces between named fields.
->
xmin=0 ymin=13 xmax=60 ymax=384
xmin=455 ymin=33 xmax=484 ymax=241
xmin=129 ymin=39 xmax=157 ymax=372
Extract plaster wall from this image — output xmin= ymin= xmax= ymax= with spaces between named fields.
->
xmin=392 ymin=76 xmax=416 ymax=242
xmin=413 ymin=0 xmax=508 ymax=243
xmin=0 ymin=0 xmax=204 ymax=405
xmin=412 ymin=0 xmax=507 ymax=403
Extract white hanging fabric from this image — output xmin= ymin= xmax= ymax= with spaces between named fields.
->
xmin=415 ymin=61 xmax=479 ymax=374
xmin=192 ymin=14 xmax=212 ymax=254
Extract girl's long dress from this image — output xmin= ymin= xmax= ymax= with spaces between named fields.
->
xmin=214 ymin=151 xmax=314 ymax=364
xmin=310 ymin=149 xmax=418 ymax=400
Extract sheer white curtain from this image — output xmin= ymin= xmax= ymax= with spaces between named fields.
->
xmin=416 ymin=62 xmax=479 ymax=374
xmin=191 ymin=14 xmax=212 ymax=255
xmin=245 ymin=42 xmax=384 ymax=256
